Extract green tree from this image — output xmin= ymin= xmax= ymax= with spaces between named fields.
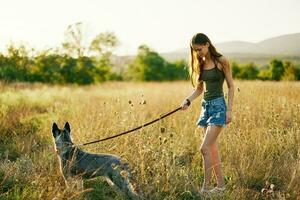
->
xmin=166 ymin=60 xmax=189 ymax=80
xmin=93 ymin=54 xmax=114 ymax=82
xmin=0 ymin=44 xmax=32 ymax=82
xmin=127 ymin=45 xmax=167 ymax=81
xmin=282 ymin=61 xmax=297 ymax=81
xmin=270 ymin=59 xmax=284 ymax=81
xmin=60 ymin=55 xmax=77 ymax=83
xmin=258 ymin=69 xmax=272 ymax=80
xmin=236 ymin=62 xmax=259 ymax=80
xmin=30 ymin=53 xmax=64 ymax=83
xmin=89 ymin=32 xmax=118 ymax=55
xmin=59 ymin=56 xmax=98 ymax=84
xmin=73 ymin=56 xmax=96 ymax=84
xmin=231 ymin=62 xmax=240 ymax=78
xmin=295 ymin=66 xmax=300 ymax=80
xmin=62 ymin=22 xmax=87 ymax=57
xmin=89 ymin=32 xmax=119 ymax=81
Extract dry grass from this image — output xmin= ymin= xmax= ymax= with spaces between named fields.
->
xmin=0 ymin=80 xmax=299 ymax=200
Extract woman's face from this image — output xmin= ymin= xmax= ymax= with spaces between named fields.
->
xmin=192 ymin=42 xmax=209 ymax=57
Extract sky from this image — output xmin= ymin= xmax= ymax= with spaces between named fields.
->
xmin=1 ymin=0 xmax=300 ymax=55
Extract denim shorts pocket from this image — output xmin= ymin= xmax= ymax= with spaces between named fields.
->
xmin=211 ymin=102 xmax=225 ymax=112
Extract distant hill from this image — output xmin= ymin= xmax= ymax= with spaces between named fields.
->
xmin=218 ymin=33 xmax=300 ymax=55
xmin=161 ymin=32 xmax=300 ymax=65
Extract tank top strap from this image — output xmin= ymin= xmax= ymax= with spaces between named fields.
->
xmin=213 ymin=58 xmax=224 ymax=75
xmin=212 ymin=58 xmax=218 ymax=69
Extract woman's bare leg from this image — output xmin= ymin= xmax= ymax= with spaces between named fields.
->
xmin=210 ymin=141 xmax=225 ymax=188
xmin=200 ymin=125 xmax=223 ymax=189
xmin=200 ymin=126 xmax=211 ymax=189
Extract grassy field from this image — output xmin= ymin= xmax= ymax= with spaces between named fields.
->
xmin=0 ymin=80 xmax=299 ymax=200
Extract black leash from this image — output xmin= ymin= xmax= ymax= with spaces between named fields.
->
xmin=74 ymin=106 xmax=183 ymax=147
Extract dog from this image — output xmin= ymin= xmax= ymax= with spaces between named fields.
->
xmin=52 ymin=122 xmax=141 ymax=200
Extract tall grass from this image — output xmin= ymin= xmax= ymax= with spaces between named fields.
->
xmin=0 ymin=81 xmax=299 ymax=199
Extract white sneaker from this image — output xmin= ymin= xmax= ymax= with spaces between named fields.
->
xmin=199 ymin=187 xmax=213 ymax=197
xmin=209 ymin=187 xmax=226 ymax=195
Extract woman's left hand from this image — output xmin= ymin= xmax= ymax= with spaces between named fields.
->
xmin=226 ymin=111 xmax=232 ymax=124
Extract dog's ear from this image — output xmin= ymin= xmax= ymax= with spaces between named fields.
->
xmin=52 ymin=123 xmax=59 ymax=138
xmin=64 ymin=122 xmax=71 ymax=133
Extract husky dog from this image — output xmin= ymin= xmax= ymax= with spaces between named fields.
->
xmin=52 ymin=122 xmax=141 ymax=199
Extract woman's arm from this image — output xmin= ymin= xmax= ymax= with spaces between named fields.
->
xmin=186 ymin=81 xmax=204 ymax=102
xmin=181 ymin=81 xmax=204 ymax=110
xmin=220 ymin=56 xmax=234 ymax=123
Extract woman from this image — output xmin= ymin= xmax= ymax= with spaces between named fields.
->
xmin=181 ymin=33 xmax=234 ymax=195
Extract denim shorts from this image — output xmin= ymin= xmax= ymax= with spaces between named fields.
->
xmin=196 ymin=96 xmax=227 ymax=128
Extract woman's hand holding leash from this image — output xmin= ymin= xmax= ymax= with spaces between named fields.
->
xmin=181 ymin=99 xmax=191 ymax=110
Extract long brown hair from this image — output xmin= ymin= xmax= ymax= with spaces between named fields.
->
xmin=189 ymin=33 xmax=222 ymax=87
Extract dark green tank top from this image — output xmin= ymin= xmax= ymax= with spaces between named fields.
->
xmin=199 ymin=60 xmax=225 ymax=101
